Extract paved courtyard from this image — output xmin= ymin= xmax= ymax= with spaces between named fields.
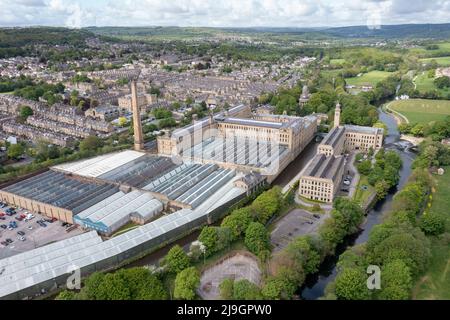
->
xmin=270 ymin=209 xmax=329 ymax=252
xmin=198 ymin=252 xmax=262 ymax=300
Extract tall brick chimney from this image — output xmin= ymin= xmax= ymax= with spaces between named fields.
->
xmin=131 ymin=80 xmax=144 ymax=151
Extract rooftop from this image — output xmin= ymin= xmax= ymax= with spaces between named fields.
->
xmin=302 ymin=154 xmax=345 ymax=181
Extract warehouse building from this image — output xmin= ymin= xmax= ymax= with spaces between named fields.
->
xmin=298 ymin=154 xmax=345 ymax=203
xmin=318 ymin=103 xmax=384 ymax=156
xmin=0 ymin=171 xmax=118 ymax=223
xmin=74 ymin=190 xmax=164 ymax=235
xmin=0 ymin=169 xmax=246 ymax=300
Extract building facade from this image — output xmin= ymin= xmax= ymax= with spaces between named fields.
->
xmin=298 ymin=154 xmax=345 ymax=203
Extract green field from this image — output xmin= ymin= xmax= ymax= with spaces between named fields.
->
xmin=413 ymin=168 xmax=450 ymax=300
xmin=389 ymin=99 xmax=450 ymax=124
xmin=330 ymin=58 xmax=345 ymax=65
xmin=420 ymin=56 xmax=450 ymax=66
xmin=354 ymin=175 xmax=375 ymax=206
xmin=345 ymin=71 xmax=393 ymax=86
xmin=414 ymin=73 xmax=450 ymax=96
xmin=321 ymin=69 xmax=343 ymax=78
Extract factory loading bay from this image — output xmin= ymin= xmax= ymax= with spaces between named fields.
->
xmin=0 ymin=201 xmax=82 ymax=259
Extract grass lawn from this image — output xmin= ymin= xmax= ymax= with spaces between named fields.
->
xmin=111 ymin=221 xmax=140 ymax=237
xmin=389 ymin=99 xmax=450 ymax=124
xmin=413 ymin=167 xmax=450 ymax=300
xmin=414 ymin=73 xmax=450 ymax=97
xmin=330 ymin=58 xmax=345 ymax=65
xmin=354 ymin=175 xmax=375 ymax=206
xmin=345 ymin=71 xmax=393 ymax=87
xmin=321 ymin=69 xmax=344 ymax=78
xmin=420 ymin=56 xmax=450 ymax=66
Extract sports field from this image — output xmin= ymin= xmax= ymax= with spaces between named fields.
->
xmin=389 ymin=99 xmax=450 ymax=124
xmin=345 ymin=71 xmax=393 ymax=86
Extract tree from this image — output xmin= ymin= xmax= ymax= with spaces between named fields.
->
xmin=56 ymin=290 xmax=77 ymax=300
xmin=118 ymin=117 xmax=128 ymax=127
xmin=232 ymin=280 xmax=263 ymax=300
xmin=251 ymin=187 xmax=282 ymax=224
xmin=375 ymin=180 xmax=389 ymax=200
xmin=118 ymin=268 xmax=167 ymax=300
xmin=219 ymin=278 xmax=234 ymax=300
xmin=377 ymin=260 xmax=412 ymax=300
xmin=221 ymin=207 xmax=253 ymax=240
xmin=174 ymin=267 xmax=200 ymax=300
xmin=7 ymin=143 xmax=24 ymax=160
xmin=334 ymin=268 xmax=372 ymax=300
xmin=434 ymin=76 xmax=450 ymax=89
xmin=368 ymin=231 xmax=430 ymax=277
xmin=153 ymin=108 xmax=172 ymax=119
xmin=198 ymin=226 xmax=219 ymax=256
xmin=357 ymin=160 xmax=372 ymax=176
xmin=95 ymin=273 xmax=131 ymax=300
xmin=261 ymin=276 xmax=296 ymax=300
xmin=83 ymin=272 xmax=106 ymax=300
xmin=165 ymin=245 xmax=191 ymax=274
xmin=19 ymin=105 xmax=33 ymax=121
xmin=420 ymin=212 xmax=445 ymax=236
xmin=244 ymin=222 xmax=270 ymax=257
xmin=79 ymin=135 xmax=103 ymax=152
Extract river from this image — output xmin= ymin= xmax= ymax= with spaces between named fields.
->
xmin=299 ymin=108 xmax=417 ymax=300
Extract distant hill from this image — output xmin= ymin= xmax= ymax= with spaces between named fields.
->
xmin=86 ymin=23 xmax=450 ymax=40
xmin=0 ymin=27 xmax=94 ymax=48
xmin=323 ymin=23 xmax=450 ymax=39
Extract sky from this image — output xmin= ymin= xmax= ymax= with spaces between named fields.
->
xmin=0 ymin=0 xmax=450 ymax=29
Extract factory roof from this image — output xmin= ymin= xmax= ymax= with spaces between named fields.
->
xmin=2 ymin=171 xmax=118 ymax=213
xmin=98 ymin=155 xmax=175 ymax=187
xmin=218 ymin=117 xmax=284 ymax=129
xmin=302 ymin=154 xmax=345 ymax=181
xmin=143 ymin=163 xmax=236 ymax=208
xmin=183 ymin=136 xmax=290 ymax=171
xmin=344 ymin=124 xmax=383 ymax=135
xmin=321 ymin=126 xmax=346 ymax=148
xmin=52 ymin=150 xmax=145 ymax=178
xmin=0 ymin=174 xmax=245 ymax=298
xmin=74 ymin=190 xmax=163 ymax=229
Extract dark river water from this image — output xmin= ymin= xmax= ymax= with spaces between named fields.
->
xmin=299 ymin=108 xmax=417 ymax=300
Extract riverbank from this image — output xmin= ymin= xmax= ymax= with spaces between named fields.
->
xmin=300 ymin=107 xmax=415 ymax=299
xmin=413 ymin=166 xmax=450 ymax=300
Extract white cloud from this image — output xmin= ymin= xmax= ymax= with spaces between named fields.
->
xmin=0 ymin=0 xmax=449 ymax=28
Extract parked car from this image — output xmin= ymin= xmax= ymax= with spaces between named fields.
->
xmin=27 ymin=226 xmax=33 ymax=230
xmin=0 ymin=225 xmax=7 ymax=229
xmin=1 ymin=241 xmax=8 ymax=246
xmin=0 ymin=217 xmax=5 ymax=221
xmin=15 ymin=216 xmax=24 ymax=222
xmin=17 ymin=231 xmax=25 ymax=236
xmin=18 ymin=236 xmax=26 ymax=241
xmin=5 ymin=238 xmax=13 ymax=244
